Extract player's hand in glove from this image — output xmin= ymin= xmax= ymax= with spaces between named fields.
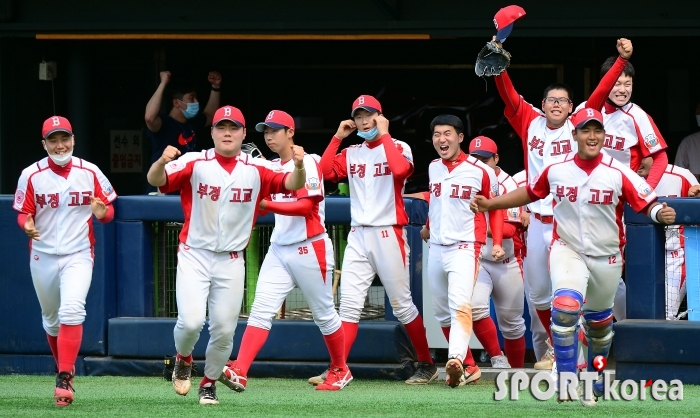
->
xmin=159 ymin=145 xmax=181 ymax=165
xmin=90 ymin=196 xmax=108 ymax=219
xmin=335 ymin=120 xmax=357 ymax=140
xmin=492 ymin=245 xmax=506 ymax=261
xmin=655 ymin=202 xmax=676 ymax=225
xmin=475 ymin=37 xmax=512 ymax=77
xmin=470 ymin=195 xmax=490 ymax=213
xmin=420 ymin=226 xmax=430 ymax=242
xmin=24 ymin=214 xmax=41 ymax=241
xmin=241 ymin=142 xmax=264 ymax=159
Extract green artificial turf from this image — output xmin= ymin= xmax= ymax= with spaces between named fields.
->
xmin=0 ymin=375 xmax=694 ymax=417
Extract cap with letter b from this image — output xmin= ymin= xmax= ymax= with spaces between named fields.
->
xmin=255 ymin=110 xmax=295 ymax=132
xmin=42 ymin=116 xmax=73 ymax=139
xmin=351 ymin=95 xmax=382 ymax=117
xmin=572 ymin=108 xmax=605 ymax=129
xmin=213 ymin=105 xmax=245 ymax=127
xmin=494 ymin=5 xmax=526 ymax=43
xmin=469 ymin=136 xmax=498 ymax=158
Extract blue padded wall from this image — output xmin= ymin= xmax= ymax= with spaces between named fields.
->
xmin=115 ymin=221 xmax=154 ymax=317
xmin=0 ymin=196 xmax=115 ymax=355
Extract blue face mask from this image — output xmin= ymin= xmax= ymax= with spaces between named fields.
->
xmin=180 ymin=101 xmax=200 ymax=119
xmin=357 ymin=126 xmax=378 ymax=140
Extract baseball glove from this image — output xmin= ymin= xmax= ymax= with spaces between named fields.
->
xmin=241 ymin=142 xmax=263 ymax=159
xmin=475 ymin=41 xmax=512 ymax=77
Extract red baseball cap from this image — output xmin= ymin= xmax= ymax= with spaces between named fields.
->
xmin=494 ymin=5 xmax=526 ymax=42
xmin=351 ymin=95 xmax=382 ymax=117
xmin=42 ymin=116 xmax=73 ymax=139
xmin=572 ymin=108 xmax=605 ymax=129
xmin=213 ymin=106 xmax=245 ymax=127
xmin=469 ymin=136 xmax=498 ymax=158
xmin=255 ymin=110 xmax=295 ymax=132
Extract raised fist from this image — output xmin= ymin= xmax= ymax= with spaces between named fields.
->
xmin=208 ymin=71 xmax=222 ymax=88
xmin=617 ymin=38 xmax=633 ymax=60
xmin=160 ymin=71 xmax=172 ymax=85
xmin=159 ymin=145 xmax=182 ymax=165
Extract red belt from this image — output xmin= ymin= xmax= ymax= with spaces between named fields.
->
xmin=534 ymin=213 xmax=554 ymax=224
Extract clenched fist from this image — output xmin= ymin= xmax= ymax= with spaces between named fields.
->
xmin=159 ymin=145 xmax=182 ymax=165
xmin=617 ymin=38 xmax=633 ymax=60
xmin=291 ymin=145 xmax=305 ymax=168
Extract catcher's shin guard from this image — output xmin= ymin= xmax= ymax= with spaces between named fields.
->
xmin=583 ymin=309 xmax=614 ymax=373
xmin=550 ymin=289 xmax=583 ymax=375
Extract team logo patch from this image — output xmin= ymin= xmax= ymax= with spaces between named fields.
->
xmin=168 ymin=160 xmax=185 ymax=172
xmin=507 ymin=207 xmax=520 ymax=221
xmin=637 ymin=182 xmax=653 ymax=199
xmin=644 ymin=134 xmax=659 ymax=149
xmin=100 ymin=179 xmax=114 ymax=198
xmin=305 ymin=177 xmax=321 ymax=191
xmin=14 ymin=189 xmax=25 ymax=207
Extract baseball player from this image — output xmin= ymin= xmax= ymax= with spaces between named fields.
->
xmin=218 ymin=110 xmax=350 ymax=391
xmin=468 ymin=136 xmax=526 ymax=369
xmin=471 ymin=108 xmax=676 ymax=405
xmin=637 ymin=156 xmax=700 ymax=320
xmin=314 ymin=95 xmax=438 ymax=385
xmin=424 ymin=115 xmax=506 ymax=387
xmin=13 ymin=116 xmax=117 ymax=407
xmin=146 ymin=105 xmax=307 ymax=405
xmin=493 ymin=39 xmax=633 ymax=369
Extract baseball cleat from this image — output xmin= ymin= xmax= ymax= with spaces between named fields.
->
xmin=172 ymin=357 xmax=193 ymax=396
xmin=535 ymin=338 xmax=555 ymax=370
xmin=316 ymin=367 xmax=353 ymax=391
xmin=577 ymin=381 xmax=598 ymax=407
xmin=54 ymin=372 xmax=75 ymax=407
xmin=445 ymin=358 xmax=464 ymax=388
xmin=459 ymin=365 xmax=482 ymax=385
xmin=308 ymin=367 xmax=329 ymax=386
xmin=218 ymin=361 xmax=247 ymax=392
xmin=490 ymin=353 xmax=512 ymax=369
xmin=405 ymin=362 xmax=438 ymax=385
xmin=198 ymin=384 xmax=219 ymax=405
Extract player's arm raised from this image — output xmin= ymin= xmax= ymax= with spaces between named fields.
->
xmin=318 ymin=120 xmax=355 ymax=182
xmin=202 ymin=71 xmax=222 ymax=127
xmin=145 ymin=71 xmax=170 ymax=132
xmin=283 ymin=145 xmax=307 ymax=191
xmin=147 ymin=145 xmax=181 ymax=187
xmin=586 ymin=38 xmax=633 ymax=110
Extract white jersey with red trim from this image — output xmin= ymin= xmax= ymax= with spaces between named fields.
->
xmin=528 ymin=153 xmax=657 ymax=257
xmin=13 ymin=157 xmax=117 ymax=255
xmin=266 ymin=154 xmax=326 ymax=245
xmin=483 ymin=168 xmax=521 ymax=258
xmin=512 ymin=169 xmax=527 ymax=188
xmin=428 ymin=154 xmax=498 ymax=245
xmin=342 ymin=138 xmax=413 ymax=227
xmin=576 ymin=101 xmax=668 ymax=170
xmin=159 ymin=149 xmax=288 ymax=252
xmin=509 ymin=102 xmax=577 ymax=217
xmin=653 ymin=164 xmax=699 ymax=251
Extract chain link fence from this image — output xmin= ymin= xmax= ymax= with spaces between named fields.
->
xmin=153 ymin=222 xmax=386 ymax=320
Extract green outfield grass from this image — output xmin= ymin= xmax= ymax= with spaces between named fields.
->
xmin=0 ymin=375 xmax=695 ymax=417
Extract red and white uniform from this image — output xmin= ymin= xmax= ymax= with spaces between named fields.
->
xmin=575 ymin=101 xmax=668 ymax=173
xmin=159 ymin=149 xmax=290 ymax=381
xmin=426 ymin=152 xmax=501 ymax=361
xmin=473 ymin=168 xmax=525 ymax=343
xmin=494 ymin=57 xmax=628 ymax=311
xmin=652 ymin=164 xmax=699 ymax=319
xmin=246 ymin=154 xmax=340 ymax=336
xmin=13 ymin=157 xmax=116 ymax=334
xmin=321 ymin=134 xmax=421 ymax=325
xmin=527 ymin=152 xmax=657 ymax=311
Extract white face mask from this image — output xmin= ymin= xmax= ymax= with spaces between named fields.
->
xmin=47 ymin=149 xmax=73 ymax=165
xmin=696 ymin=115 xmax=700 ymax=127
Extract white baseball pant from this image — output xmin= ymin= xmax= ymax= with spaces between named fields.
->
xmin=173 ymin=243 xmax=245 ymax=380
xmin=524 ymin=216 xmax=554 ymax=310
xmin=427 ymin=242 xmax=480 ymax=362
xmin=248 ymin=234 xmax=341 ymax=335
xmin=549 ymin=240 xmax=622 ymax=311
xmin=524 ymin=270 xmax=549 ymax=360
xmin=613 ymin=277 xmax=627 ymax=320
xmin=473 ymin=256 xmax=526 ymax=340
xmin=30 ymin=248 xmax=94 ymax=336
xmin=339 ymin=226 xmax=419 ymax=325
xmin=666 ymin=248 xmax=686 ymax=320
